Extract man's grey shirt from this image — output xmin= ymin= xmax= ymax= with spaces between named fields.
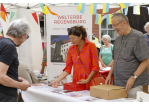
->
xmin=112 ymin=28 xmax=149 ymax=88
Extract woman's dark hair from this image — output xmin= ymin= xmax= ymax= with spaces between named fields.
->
xmin=67 ymin=25 xmax=87 ymax=40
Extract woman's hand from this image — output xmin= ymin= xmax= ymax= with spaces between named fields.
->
xmin=105 ymin=75 xmax=112 ymax=85
xmin=49 ymin=80 xmax=59 ymax=88
xmin=102 ymin=63 xmax=107 ymax=68
xmin=107 ymin=65 xmax=111 ymax=67
xmin=76 ymin=79 xmax=89 ymax=84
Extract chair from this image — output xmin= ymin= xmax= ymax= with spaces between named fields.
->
xmin=18 ymin=61 xmax=39 ymax=102
xmin=18 ymin=61 xmax=39 ymax=84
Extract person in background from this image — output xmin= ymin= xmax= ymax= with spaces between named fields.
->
xmin=0 ymin=19 xmax=31 ymax=102
xmin=40 ymin=45 xmax=47 ymax=74
xmin=144 ymin=22 xmax=149 ymax=73
xmin=99 ymin=35 xmax=114 ymax=68
xmin=106 ymin=13 xmax=149 ymax=99
xmin=144 ymin=22 xmax=149 ymax=47
xmin=49 ymin=25 xmax=100 ymax=90
xmin=92 ymin=33 xmax=101 ymax=57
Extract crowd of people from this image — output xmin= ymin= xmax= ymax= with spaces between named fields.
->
xmin=0 ymin=13 xmax=149 ymax=102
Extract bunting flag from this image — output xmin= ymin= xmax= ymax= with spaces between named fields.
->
xmin=95 ymin=14 xmax=101 ymax=25
xmin=32 ymin=12 xmax=38 ymax=24
xmin=77 ymin=3 xmax=85 ymax=14
xmin=103 ymin=3 xmax=109 ymax=13
xmin=106 ymin=14 xmax=112 ymax=25
xmin=46 ymin=5 xmax=59 ymax=16
xmin=124 ymin=3 xmax=130 ymax=7
xmin=42 ymin=6 xmax=49 ymax=14
xmin=116 ymin=10 xmax=121 ymax=13
xmin=90 ymin=3 xmax=97 ymax=15
xmin=147 ymin=7 xmax=149 ymax=15
xmin=1 ymin=3 xmax=7 ymax=18
xmin=119 ymin=3 xmax=126 ymax=9
xmin=9 ymin=11 xmax=15 ymax=22
xmin=0 ymin=12 xmax=6 ymax=22
xmin=133 ymin=5 xmax=140 ymax=15
xmin=119 ymin=3 xmax=130 ymax=9
xmin=40 ymin=3 xmax=45 ymax=11
xmin=74 ymin=3 xmax=79 ymax=5
xmin=124 ymin=7 xmax=128 ymax=15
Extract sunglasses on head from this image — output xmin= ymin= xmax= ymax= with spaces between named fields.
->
xmin=67 ymin=28 xmax=81 ymax=33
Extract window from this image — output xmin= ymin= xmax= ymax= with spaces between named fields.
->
xmin=62 ymin=50 xmax=63 ymax=52
xmin=67 ymin=44 xmax=68 ymax=46
xmin=62 ymin=46 xmax=63 ymax=48
xmin=101 ymin=17 xmax=117 ymax=41
xmin=64 ymin=45 xmax=65 ymax=47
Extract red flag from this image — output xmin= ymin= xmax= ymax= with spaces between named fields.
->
xmin=1 ymin=3 xmax=7 ymax=18
xmin=32 ymin=12 xmax=38 ymax=24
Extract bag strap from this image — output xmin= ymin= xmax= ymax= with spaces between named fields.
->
xmin=75 ymin=47 xmax=89 ymax=76
xmin=111 ymin=45 xmax=112 ymax=52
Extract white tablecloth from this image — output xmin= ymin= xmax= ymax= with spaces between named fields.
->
xmin=21 ymin=85 xmax=138 ymax=102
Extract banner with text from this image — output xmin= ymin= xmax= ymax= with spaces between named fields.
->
xmin=46 ymin=6 xmax=92 ymax=82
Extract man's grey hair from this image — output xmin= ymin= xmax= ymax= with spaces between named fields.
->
xmin=6 ymin=18 xmax=31 ymax=38
xmin=102 ymin=34 xmax=111 ymax=43
xmin=112 ymin=13 xmax=130 ymax=25
xmin=144 ymin=22 xmax=149 ymax=32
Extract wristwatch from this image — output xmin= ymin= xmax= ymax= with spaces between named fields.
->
xmin=132 ymin=74 xmax=137 ymax=79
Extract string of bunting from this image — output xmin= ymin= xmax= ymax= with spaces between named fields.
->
xmin=0 ymin=3 xmax=148 ymax=25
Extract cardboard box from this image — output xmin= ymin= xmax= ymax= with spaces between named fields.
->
xmin=143 ymin=85 xmax=149 ymax=94
xmin=90 ymin=85 xmax=127 ymax=100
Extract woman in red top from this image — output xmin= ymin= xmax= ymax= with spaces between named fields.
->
xmin=50 ymin=25 xmax=100 ymax=90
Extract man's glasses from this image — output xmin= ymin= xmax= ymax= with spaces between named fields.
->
xmin=112 ymin=20 xmax=123 ymax=28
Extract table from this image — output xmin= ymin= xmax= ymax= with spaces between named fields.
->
xmin=21 ymin=85 xmax=138 ymax=102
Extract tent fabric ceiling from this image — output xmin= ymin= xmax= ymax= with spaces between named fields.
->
xmin=2 ymin=3 xmax=149 ymax=12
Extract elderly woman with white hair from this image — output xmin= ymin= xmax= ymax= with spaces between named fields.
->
xmin=144 ymin=22 xmax=149 ymax=47
xmin=99 ymin=35 xmax=114 ymax=68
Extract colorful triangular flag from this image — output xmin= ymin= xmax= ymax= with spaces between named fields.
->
xmin=103 ymin=3 xmax=109 ymax=13
xmin=46 ymin=5 xmax=59 ymax=16
xmin=106 ymin=14 xmax=112 ymax=25
xmin=1 ymin=3 xmax=7 ymax=18
xmin=133 ymin=5 xmax=140 ymax=15
xmin=0 ymin=12 xmax=6 ymax=22
xmin=90 ymin=3 xmax=97 ymax=15
xmin=40 ymin=3 xmax=45 ymax=11
xmin=77 ymin=3 xmax=85 ymax=14
xmin=32 ymin=12 xmax=38 ymax=24
xmin=119 ymin=3 xmax=126 ymax=9
xmin=9 ymin=11 xmax=15 ymax=22
xmin=42 ymin=6 xmax=49 ymax=14
xmin=124 ymin=7 xmax=128 ymax=15
xmin=95 ymin=14 xmax=101 ymax=25
xmin=119 ymin=3 xmax=130 ymax=9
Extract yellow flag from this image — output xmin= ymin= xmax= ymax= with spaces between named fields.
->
xmin=90 ymin=3 xmax=94 ymax=15
xmin=42 ymin=6 xmax=49 ymax=14
xmin=77 ymin=3 xmax=82 ymax=12
xmin=98 ymin=14 xmax=101 ymax=25
xmin=119 ymin=3 xmax=126 ymax=9
xmin=109 ymin=14 xmax=112 ymax=24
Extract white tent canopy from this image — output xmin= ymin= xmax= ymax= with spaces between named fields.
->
xmin=2 ymin=3 xmax=149 ymax=12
